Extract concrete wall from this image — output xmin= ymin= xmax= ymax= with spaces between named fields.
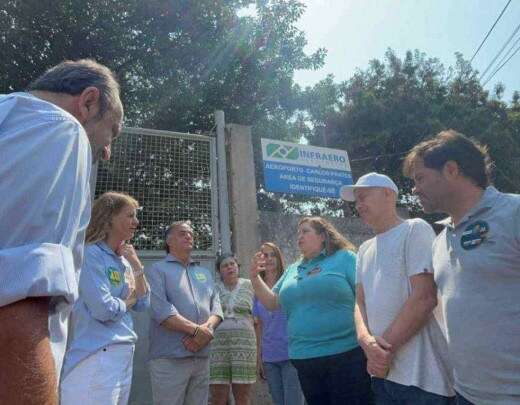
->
xmin=226 ymin=124 xmax=260 ymax=274
xmin=258 ymin=211 xmax=374 ymax=263
xmin=257 ymin=207 xmax=409 ymax=263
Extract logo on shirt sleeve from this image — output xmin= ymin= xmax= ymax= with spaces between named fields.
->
xmin=106 ymin=267 xmax=122 ymax=286
xmin=460 ymin=220 xmax=489 ymax=250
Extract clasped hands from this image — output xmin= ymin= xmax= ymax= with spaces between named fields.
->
xmin=182 ymin=322 xmax=214 ymax=353
xmin=362 ymin=335 xmax=394 ymax=378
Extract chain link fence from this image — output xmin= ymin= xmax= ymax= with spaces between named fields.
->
xmin=93 ymin=127 xmax=218 ymax=255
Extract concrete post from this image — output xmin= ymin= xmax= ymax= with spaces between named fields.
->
xmin=226 ymin=124 xmax=260 ymax=275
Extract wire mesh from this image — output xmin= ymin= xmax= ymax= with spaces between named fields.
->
xmin=94 ymin=128 xmax=216 ymax=253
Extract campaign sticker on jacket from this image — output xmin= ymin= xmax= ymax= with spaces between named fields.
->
xmin=460 ymin=220 xmax=489 ymax=250
xmin=106 ymin=266 xmax=122 ymax=286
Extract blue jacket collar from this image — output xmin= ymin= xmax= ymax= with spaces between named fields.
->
xmin=165 ymin=253 xmax=198 ymax=266
xmin=96 ymin=240 xmax=119 ymax=257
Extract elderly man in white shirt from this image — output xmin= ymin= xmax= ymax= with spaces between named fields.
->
xmin=0 ymin=59 xmax=123 ymax=404
xmin=344 ymin=173 xmax=454 ymax=405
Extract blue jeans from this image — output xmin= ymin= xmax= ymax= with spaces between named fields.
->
xmin=263 ymin=360 xmax=305 ymax=405
xmin=372 ymin=378 xmax=455 ymax=405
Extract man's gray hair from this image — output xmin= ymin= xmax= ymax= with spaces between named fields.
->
xmin=164 ymin=221 xmax=193 ymax=253
xmin=27 ymin=58 xmax=121 ymax=117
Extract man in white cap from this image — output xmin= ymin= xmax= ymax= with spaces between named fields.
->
xmin=341 ymin=172 xmax=454 ymax=404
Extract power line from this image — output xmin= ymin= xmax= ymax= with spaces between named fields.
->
xmin=479 ymin=21 xmax=520 ymax=81
xmin=350 ymin=150 xmax=408 ymax=163
xmin=470 ymin=0 xmax=513 ymax=63
xmin=483 ymin=42 xmax=520 ymax=86
xmin=487 ymin=32 xmax=520 ymax=76
xmin=349 ymin=132 xmax=438 ymax=164
xmin=349 ymin=147 xmax=520 ymax=165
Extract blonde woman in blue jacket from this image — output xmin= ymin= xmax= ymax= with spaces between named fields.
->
xmin=61 ymin=192 xmax=149 ymax=405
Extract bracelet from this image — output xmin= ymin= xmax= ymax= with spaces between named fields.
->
xmin=192 ymin=325 xmax=200 ymax=337
xmin=133 ymin=269 xmax=145 ymax=278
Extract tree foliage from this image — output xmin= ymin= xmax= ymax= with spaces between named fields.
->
xmin=2 ymin=2 xmax=519 ymax=218
xmin=0 ymin=0 xmax=324 ymax=131
xmin=1 ymin=0 xmax=329 ymax=219
xmin=300 ymin=49 xmax=520 ymax=216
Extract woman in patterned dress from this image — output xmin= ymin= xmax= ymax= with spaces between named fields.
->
xmin=210 ymin=253 xmax=256 ymax=405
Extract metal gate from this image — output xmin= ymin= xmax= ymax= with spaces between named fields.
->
xmin=93 ymin=127 xmax=219 ymax=260
xmin=92 ymin=127 xmax=219 ymax=404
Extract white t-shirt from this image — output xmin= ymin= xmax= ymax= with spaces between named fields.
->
xmin=356 ymin=218 xmax=454 ymax=397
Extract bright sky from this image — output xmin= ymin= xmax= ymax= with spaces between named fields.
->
xmin=293 ymin=0 xmax=520 ymax=102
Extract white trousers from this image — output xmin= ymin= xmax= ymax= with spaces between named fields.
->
xmin=61 ymin=344 xmax=134 ymax=405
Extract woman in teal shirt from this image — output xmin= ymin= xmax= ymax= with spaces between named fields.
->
xmin=250 ymin=217 xmax=372 ymax=405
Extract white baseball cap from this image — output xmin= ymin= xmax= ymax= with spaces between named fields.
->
xmin=340 ymin=172 xmax=398 ymax=201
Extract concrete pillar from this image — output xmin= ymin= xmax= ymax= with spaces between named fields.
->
xmin=226 ymin=124 xmax=260 ymax=276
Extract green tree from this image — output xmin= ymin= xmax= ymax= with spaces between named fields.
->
xmin=303 ymin=49 xmax=520 ymax=216
xmin=1 ymin=0 xmax=328 ymax=217
xmin=0 ymin=0 xmax=325 ymax=132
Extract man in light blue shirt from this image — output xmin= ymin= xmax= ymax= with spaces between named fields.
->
xmin=147 ymin=221 xmax=223 ymax=405
xmin=404 ymin=130 xmax=520 ymax=405
xmin=0 ymin=59 xmax=123 ymax=404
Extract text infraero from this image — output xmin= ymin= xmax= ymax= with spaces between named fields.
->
xmin=267 ymin=143 xmax=346 ymax=164
xmin=298 ymin=149 xmax=346 ymax=163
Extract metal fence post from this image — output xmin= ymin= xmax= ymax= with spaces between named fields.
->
xmin=215 ymin=110 xmax=231 ymax=253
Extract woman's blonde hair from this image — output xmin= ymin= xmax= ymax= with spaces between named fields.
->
xmin=298 ymin=216 xmax=356 ymax=255
xmin=260 ymin=242 xmax=286 ymax=283
xmin=86 ymin=192 xmax=139 ymax=244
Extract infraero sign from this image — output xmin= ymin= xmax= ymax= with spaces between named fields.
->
xmin=261 ymin=138 xmax=353 ymax=198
